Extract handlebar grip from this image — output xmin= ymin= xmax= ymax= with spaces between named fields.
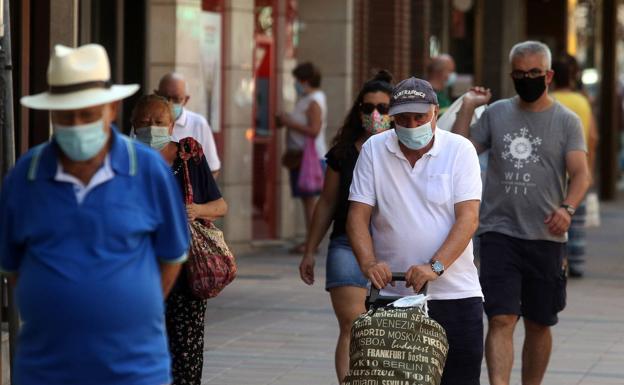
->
xmin=366 ymin=272 xmax=405 ymax=309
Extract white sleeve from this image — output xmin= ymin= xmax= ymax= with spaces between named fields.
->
xmin=201 ymin=121 xmax=221 ymax=171
xmin=348 ymin=140 xmax=376 ymax=207
xmin=452 ymin=141 xmax=482 ymax=203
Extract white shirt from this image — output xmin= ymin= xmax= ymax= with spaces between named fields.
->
xmin=349 ymin=128 xmax=483 ymax=300
xmin=286 ymin=90 xmax=328 ymax=157
xmin=172 ymin=108 xmax=221 ymax=171
xmin=55 ymin=155 xmax=115 ymax=204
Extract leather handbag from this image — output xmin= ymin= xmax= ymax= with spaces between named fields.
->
xmin=179 ymin=139 xmax=237 ymax=299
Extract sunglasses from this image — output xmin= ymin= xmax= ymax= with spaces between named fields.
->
xmin=360 ymin=103 xmax=390 ymax=114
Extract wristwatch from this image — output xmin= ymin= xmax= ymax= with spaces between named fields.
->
xmin=560 ymin=204 xmax=576 ymax=216
xmin=430 ymin=259 xmax=445 ymax=276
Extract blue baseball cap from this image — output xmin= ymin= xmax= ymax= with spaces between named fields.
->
xmin=389 ymin=77 xmax=439 ymax=116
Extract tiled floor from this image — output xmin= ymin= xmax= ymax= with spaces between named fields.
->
xmin=202 ymin=201 xmax=624 ymax=385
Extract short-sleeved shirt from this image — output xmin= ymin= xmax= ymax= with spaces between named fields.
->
xmin=0 ymin=129 xmax=190 ymax=385
xmin=172 ymin=108 xmax=221 ymax=172
xmin=349 ymin=129 xmax=483 ymax=300
xmin=287 ymin=90 xmax=328 ymax=156
xmin=470 ymin=97 xmax=587 ymax=243
xmin=325 ymin=144 xmax=359 ymax=239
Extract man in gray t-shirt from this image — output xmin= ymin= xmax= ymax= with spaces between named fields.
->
xmin=453 ymin=41 xmax=590 ymax=385
xmin=471 ymin=98 xmax=586 ymax=243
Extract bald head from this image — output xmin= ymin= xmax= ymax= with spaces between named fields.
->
xmin=155 ymin=72 xmax=189 ymax=107
xmin=437 ymin=54 xmax=456 ymax=73
xmin=426 ymin=54 xmax=456 ymax=90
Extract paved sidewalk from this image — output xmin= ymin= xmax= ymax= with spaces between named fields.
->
xmin=202 ymin=201 xmax=624 ymax=385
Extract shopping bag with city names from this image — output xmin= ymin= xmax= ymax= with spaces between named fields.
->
xmin=343 ymin=296 xmax=448 ymax=385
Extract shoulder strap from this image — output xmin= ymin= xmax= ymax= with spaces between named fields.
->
xmin=121 ymin=136 xmax=137 ymax=176
xmin=27 ymin=143 xmax=48 ymax=181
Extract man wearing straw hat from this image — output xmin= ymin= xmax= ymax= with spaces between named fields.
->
xmin=0 ymin=44 xmax=190 ymax=385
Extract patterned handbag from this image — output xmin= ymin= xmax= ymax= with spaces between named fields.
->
xmin=179 ymin=139 xmax=237 ymax=299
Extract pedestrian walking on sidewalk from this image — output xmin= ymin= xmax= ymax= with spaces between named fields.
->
xmin=426 ymin=54 xmax=457 ymax=114
xmin=276 ymin=62 xmax=328 ymax=254
xmin=347 ymin=77 xmax=484 ymax=385
xmin=452 ymin=41 xmax=591 ymax=385
xmin=0 ymin=44 xmax=190 ymax=385
xmin=551 ymin=53 xmax=599 ymax=278
xmin=299 ymin=70 xmax=394 ymax=383
xmin=156 ymin=72 xmax=221 ymax=177
xmin=131 ymin=94 xmax=228 ymax=385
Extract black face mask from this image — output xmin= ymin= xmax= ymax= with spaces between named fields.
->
xmin=513 ymin=76 xmax=547 ymax=103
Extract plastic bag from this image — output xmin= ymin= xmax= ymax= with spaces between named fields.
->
xmin=297 ymin=137 xmax=324 ymax=193
xmin=435 ymin=93 xmax=486 ymax=131
xmin=585 ymin=192 xmax=601 ymax=228
xmin=437 ymin=93 xmax=489 ymax=180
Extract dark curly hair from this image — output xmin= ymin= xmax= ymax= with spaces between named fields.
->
xmin=292 ymin=62 xmax=322 ymax=88
xmin=331 ymin=70 xmax=394 ymax=160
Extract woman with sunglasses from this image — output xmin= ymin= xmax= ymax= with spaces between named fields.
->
xmin=298 ymin=70 xmax=393 ymax=383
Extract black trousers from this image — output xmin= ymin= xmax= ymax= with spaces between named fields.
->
xmin=428 ymin=297 xmax=484 ymax=385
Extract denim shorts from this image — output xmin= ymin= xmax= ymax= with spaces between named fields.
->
xmin=325 ymin=235 xmax=368 ymax=291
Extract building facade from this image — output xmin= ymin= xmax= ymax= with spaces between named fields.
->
xmin=7 ymin=0 xmax=623 ymax=248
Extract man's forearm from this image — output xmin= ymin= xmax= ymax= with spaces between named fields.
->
xmin=432 ymin=210 xmax=479 ymax=268
xmin=451 ymin=104 xmax=476 ymax=138
xmin=160 ymin=262 xmax=182 ymax=298
xmin=347 ymin=217 xmax=376 ymax=271
xmin=565 ymin=171 xmax=591 ymax=208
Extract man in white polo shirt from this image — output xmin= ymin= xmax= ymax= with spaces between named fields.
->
xmin=156 ymin=73 xmax=221 ymax=177
xmin=347 ymin=77 xmax=484 ymax=385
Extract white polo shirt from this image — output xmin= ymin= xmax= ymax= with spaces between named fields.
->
xmin=172 ymin=108 xmax=221 ymax=171
xmin=349 ymin=128 xmax=483 ymax=300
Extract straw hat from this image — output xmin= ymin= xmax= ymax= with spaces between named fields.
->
xmin=21 ymin=44 xmax=139 ymax=110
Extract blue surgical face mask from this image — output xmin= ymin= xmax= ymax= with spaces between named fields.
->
xmin=294 ymin=81 xmax=305 ymax=97
xmin=395 ymin=120 xmax=434 ymax=150
xmin=53 ymin=119 xmax=109 ymax=161
xmin=134 ymin=126 xmax=172 ymax=150
xmin=172 ymin=104 xmax=183 ymax=120
xmin=446 ymin=72 xmax=458 ymax=88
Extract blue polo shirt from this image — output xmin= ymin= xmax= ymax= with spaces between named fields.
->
xmin=0 ymin=129 xmax=190 ymax=385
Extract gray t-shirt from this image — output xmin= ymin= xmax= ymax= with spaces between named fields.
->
xmin=471 ymin=97 xmax=586 ymax=242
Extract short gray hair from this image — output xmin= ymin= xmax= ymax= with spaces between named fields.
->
xmin=509 ymin=41 xmax=552 ymax=69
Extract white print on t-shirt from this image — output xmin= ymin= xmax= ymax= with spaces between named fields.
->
xmin=501 ymin=127 xmax=542 ymax=195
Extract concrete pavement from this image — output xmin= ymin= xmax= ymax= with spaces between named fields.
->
xmin=202 ymin=201 xmax=624 ymax=385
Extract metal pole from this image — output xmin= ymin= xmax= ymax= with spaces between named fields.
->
xmin=598 ymin=0 xmax=618 ymax=200
xmin=0 ymin=0 xmax=15 ymax=178
xmin=0 ymin=0 xmax=19 ymax=383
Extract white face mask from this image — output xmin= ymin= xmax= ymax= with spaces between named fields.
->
xmin=395 ymin=119 xmax=434 ymax=150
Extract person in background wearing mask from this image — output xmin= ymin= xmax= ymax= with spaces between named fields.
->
xmin=452 ymin=41 xmax=590 ymax=385
xmin=156 ymin=72 xmax=221 ymax=178
xmin=277 ymin=62 xmax=328 ymax=254
xmin=0 ymin=44 xmax=189 ymax=385
xmin=551 ymin=53 xmax=599 ymax=278
xmin=299 ymin=70 xmax=393 ymax=383
xmin=347 ymin=77 xmax=484 ymax=385
xmin=426 ymin=53 xmax=457 ymax=115
xmin=132 ymin=94 xmax=227 ymax=385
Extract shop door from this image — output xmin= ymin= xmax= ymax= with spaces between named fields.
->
xmin=252 ymin=36 xmax=278 ymax=239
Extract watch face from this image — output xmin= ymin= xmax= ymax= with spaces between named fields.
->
xmin=432 ymin=261 xmax=444 ymax=273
